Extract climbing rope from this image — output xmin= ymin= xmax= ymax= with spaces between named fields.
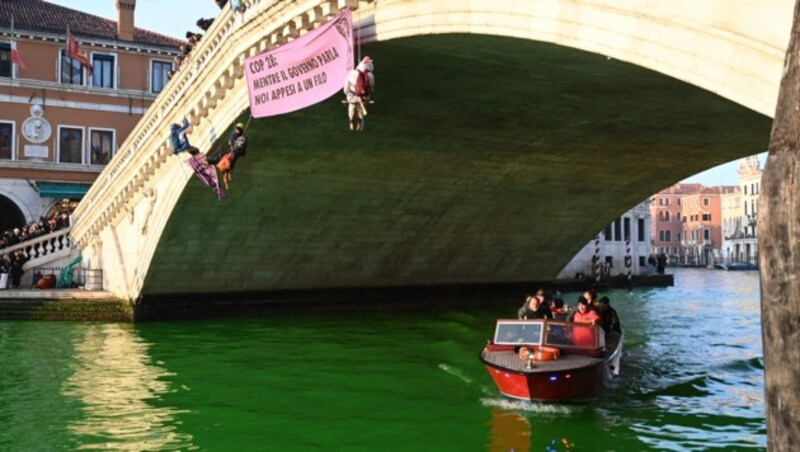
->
xmin=356 ymin=11 xmax=361 ymax=63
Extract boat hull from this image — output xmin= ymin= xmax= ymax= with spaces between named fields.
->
xmin=481 ymin=334 xmax=623 ymax=402
xmin=484 ymin=363 xmax=603 ymax=401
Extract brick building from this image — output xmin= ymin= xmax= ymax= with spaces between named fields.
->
xmin=680 ymin=186 xmax=737 ymax=266
xmin=0 ymin=0 xmax=180 ymax=231
xmin=649 ymin=183 xmax=702 ymax=264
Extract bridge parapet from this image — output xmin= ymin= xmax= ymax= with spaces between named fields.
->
xmin=1 ymin=226 xmax=75 ymax=274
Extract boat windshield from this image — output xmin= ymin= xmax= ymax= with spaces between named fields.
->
xmin=492 ymin=320 xmax=606 ymax=350
xmin=493 ymin=320 xmax=544 ymax=345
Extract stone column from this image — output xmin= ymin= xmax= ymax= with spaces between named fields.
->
xmin=759 ymin=1 xmax=800 ymax=449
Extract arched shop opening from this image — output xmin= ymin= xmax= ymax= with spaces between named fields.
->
xmin=0 ymin=195 xmax=25 ymax=232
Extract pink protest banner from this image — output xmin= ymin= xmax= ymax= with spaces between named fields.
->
xmin=245 ymin=9 xmax=353 ymax=118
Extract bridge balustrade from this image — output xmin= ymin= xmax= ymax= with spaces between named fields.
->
xmin=0 ymin=227 xmax=74 ymax=269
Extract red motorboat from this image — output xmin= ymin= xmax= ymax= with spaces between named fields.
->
xmin=479 ymin=319 xmax=623 ymax=402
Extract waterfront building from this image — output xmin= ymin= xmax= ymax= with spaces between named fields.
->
xmin=721 ymin=185 xmax=743 ymax=263
xmin=649 ymin=183 xmax=703 ymax=264
xmin=558 ymin=201 xmax=652 ymax=279
xmin=680 ymin=186 xmax=735 ymax=266
xmin=0 ymin=0 xmax=180 ymax=232
xmin=723 ymin=156 xmax=762 ymax=264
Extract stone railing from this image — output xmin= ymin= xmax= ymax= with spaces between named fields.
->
xmin=0 ymin=227 xmax=74 ymax=268
xmin=71 ymin=0 xmax=370 ymax=249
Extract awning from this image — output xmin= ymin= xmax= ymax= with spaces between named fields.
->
xmin=36 ymin=182 xmax=91 ymax=199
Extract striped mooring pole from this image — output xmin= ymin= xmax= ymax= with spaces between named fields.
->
xmin=592 ymin=234 xmax=601 ymax=282
xmin=625 ymin=236 xmax=632 ymax=285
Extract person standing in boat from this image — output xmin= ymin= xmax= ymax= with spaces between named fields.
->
xmin=596 ymin=296 xmax=621 ymax=334
xmin=568 ymin=298 xmax=600 ymax=324
xmin=580 ymin=289 xmax=604 ymax=312
xmin=517 ymin=289 xmax=553 ymax=320
xmin=570 ymin=298 xmax=601 ymax=347
xmin=549 ymin=292 xmax=566 ymax=317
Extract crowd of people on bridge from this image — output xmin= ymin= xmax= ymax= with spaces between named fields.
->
xmin=0 ymin=213 xmax=70 ymax=251
xmin=167 ymin=0 xmax=247 ymax=81
xmin=0 ymin=213 xmax=70 ymax=289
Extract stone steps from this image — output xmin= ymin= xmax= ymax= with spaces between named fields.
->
xmin=0 ymin=292 xmax=132 ymax=321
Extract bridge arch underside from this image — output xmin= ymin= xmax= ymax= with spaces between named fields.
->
xmin=141 ymin=34 xmax=771 ymax=301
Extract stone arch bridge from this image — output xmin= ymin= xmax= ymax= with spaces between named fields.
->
xmin=70 ymin=0 xmax=793 ymax=303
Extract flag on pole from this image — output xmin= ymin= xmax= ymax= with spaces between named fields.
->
xmin=67 ymin=27 xmax=93 ymax=76
xmin=9 ymin=16 xmax=26 ymax=71
xmin=11 ymin=43 xmax=27 ymax=71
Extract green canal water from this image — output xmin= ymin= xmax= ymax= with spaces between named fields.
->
xmin=0 ymin=268 xmax=764 ymax=450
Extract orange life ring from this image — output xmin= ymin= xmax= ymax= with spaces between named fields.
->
xmin=534 ymin=346 xmax=561 ymax=361
xmin=518 ymin=346 xmax=560 ymax=361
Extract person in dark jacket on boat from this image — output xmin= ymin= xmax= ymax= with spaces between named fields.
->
xmin=517 ymin=289 xmax=553 ymax=320
xmin=596 ymin=296 xmax=621 ymax=334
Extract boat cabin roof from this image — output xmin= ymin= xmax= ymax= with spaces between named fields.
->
xmin=492 ymin=319 xmax=606 ymax=352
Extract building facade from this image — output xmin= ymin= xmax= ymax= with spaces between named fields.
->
xmin=558 ymin=201 xmax=652 ymax=279
xmin=721 ymin=185 xmax=743 ymax=262
xmin=680 ymin=186 xmax=735 ymax=266
xmin=723 ymin=156 xmax=762 ymax=264
xmin=0 ymin=0 xmax=179 ymax=231
xmin=649 ymin=183 xmax=703 ymax=264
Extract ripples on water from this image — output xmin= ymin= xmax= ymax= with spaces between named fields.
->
xmin=0 ymin=268 xmax=765 ymax=450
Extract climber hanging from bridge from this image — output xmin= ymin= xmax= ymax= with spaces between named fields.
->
xmin=343 ymin=56 xmax=375 ymax=131
xmin=169 ymin=118 xmax=199 ymax=155
xmin=207 ymin=119 xmax=250 ymax=190
xmin=218 ymin=122 xmax=249 ymax=189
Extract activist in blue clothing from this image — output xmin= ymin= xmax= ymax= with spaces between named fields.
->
xmin=169 ymin=119 xmax=198 ymax=155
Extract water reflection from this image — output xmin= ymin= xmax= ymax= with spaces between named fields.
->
xmin=487 ymin=407 xmax=531 ymax=451
xmin=61 ymin=324 xmax=193 ymax=450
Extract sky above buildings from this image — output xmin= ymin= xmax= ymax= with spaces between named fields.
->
xmin=46 ymin=0 xmax=220 ymax=40
xmin=45 ymin=1 xmax=769 ymax=189
xmin=680 ymin=151 xmax=768 ymax=187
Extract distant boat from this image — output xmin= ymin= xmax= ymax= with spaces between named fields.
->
xmin=725 ymin=262 xmax=759 ymax=271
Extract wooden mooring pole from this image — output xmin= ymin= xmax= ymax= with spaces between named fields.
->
xmin=760 ymin=1 xmax=800 ymax=449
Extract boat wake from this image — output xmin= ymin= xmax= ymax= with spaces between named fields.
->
xmin=438 ymin=363 xmax=473 ymax=384
xmin=479 ymin=397 xmax=578 ymax=415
